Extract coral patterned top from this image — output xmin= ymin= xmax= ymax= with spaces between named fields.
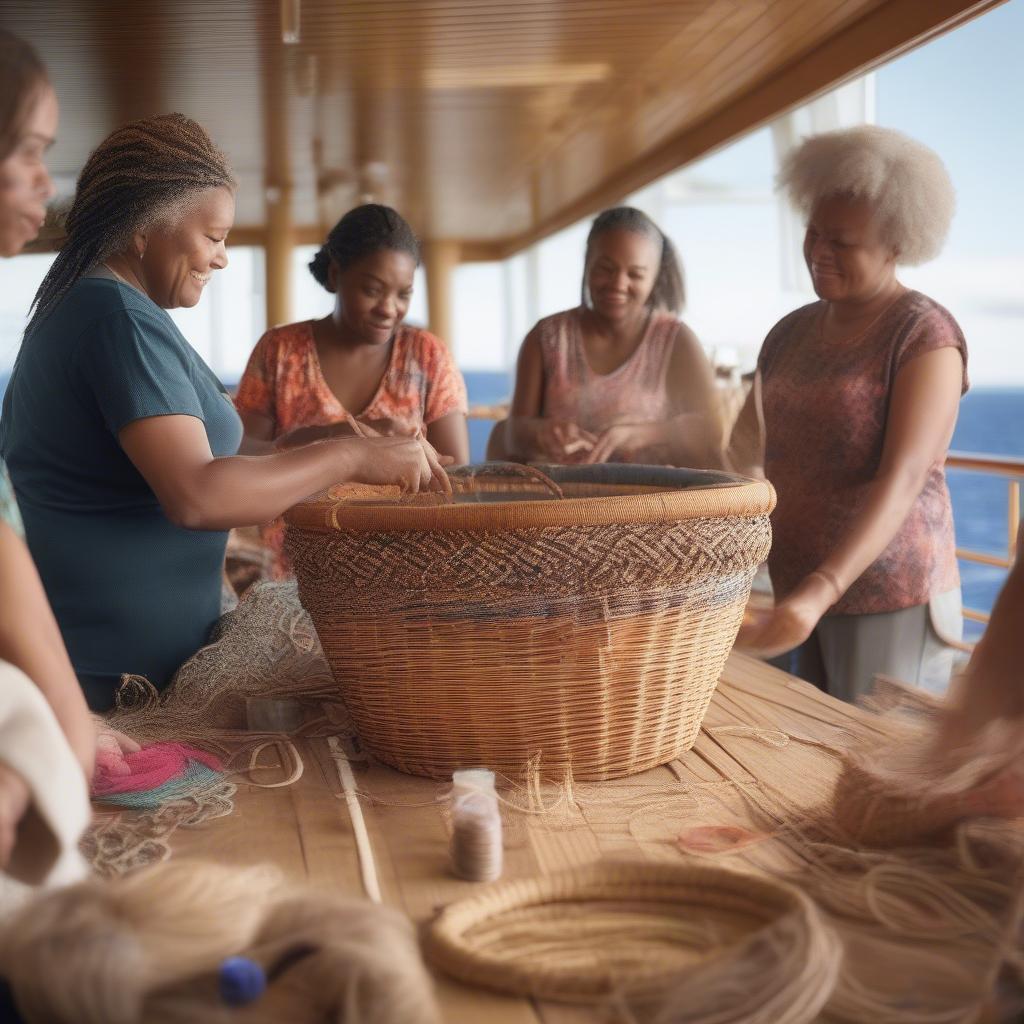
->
xmin=759 ymin=290 xmax=968 ymax=616
xmin=235 ymin=320 xmax=467 ymax=576
xmin=235 ymin=320 xmax=467 ymax=438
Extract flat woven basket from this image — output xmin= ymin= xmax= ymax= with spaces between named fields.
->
xmin=424 ymin=861 xmax=840 ymax=1020
xmin=285 ymin=464 xmax=774 ymax=780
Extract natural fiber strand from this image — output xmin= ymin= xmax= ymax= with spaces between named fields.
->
xmin=245 ymin=739 xmax=305 ymax=788
xmin=328 ymin=735 xmax=382 ymax=904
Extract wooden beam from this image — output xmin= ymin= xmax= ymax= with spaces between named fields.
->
xmin=422 ymin=240 xmax=460 ymax=347
xmin=488 ymin=0 xmax=1006 ymax=259
xmin=225 ymin=226 xmax=266 ymax=248
xmin=265 ymin=185 xmax=294 ymax=329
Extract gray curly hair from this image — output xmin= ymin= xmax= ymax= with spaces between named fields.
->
xmin=776 ymin=125 xmax=955 ymax=266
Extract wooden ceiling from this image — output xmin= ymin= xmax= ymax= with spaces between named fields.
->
xmin=0 ymin=0 xmax=1003 ymax=257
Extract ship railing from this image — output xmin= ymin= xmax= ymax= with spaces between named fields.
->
xmin=946 ymin=451 xmax=1024 ymax=638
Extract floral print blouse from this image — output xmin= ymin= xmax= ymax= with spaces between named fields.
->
xmin=235 ymin=320 xmax=467 ymax=438
xmin=234 ymin=320 xmax=467 ymax=577
xmin=759 ymin=290 xmax=968 ymax=616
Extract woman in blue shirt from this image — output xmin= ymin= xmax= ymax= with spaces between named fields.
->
xmin=1 ymin=112 xmax=450 ymax=711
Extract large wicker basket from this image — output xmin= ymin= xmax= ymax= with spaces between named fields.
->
xmin=285 ymin=464 xmax=774 ymax=780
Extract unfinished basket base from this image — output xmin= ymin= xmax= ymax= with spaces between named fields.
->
xmin=425 ymin=860 xmax=841 ymax=1019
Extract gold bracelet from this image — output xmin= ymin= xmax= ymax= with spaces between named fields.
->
xmin=809 ymin=568 xmax=843 ymax=602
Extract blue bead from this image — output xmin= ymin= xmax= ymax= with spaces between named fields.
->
xmin=219 ymin=956 xmax=267 ymax=1006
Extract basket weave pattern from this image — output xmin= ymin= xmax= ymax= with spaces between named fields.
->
xmin=286 ymin=470 xmax=773 ymax=780
xmin=424 ymin=860 xmax=838 ymax=1014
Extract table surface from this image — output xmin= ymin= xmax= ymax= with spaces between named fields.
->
xmin=162 ymin=652 xmax=903 ymax=1021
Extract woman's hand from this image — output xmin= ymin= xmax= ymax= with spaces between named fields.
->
xmin=535 ymin=420 xmax=597 ymax=460
xmin=0 ymin=761 xmax=30 ymax=867
xmin=349 ymin=436 xmax=453 ymax=494
xmin=93 ymin=719 xmax=142 ymax=780
xmin=583 ymin=421 xmax=662 ymax=464
xmin=735 ymin=573 xmax=839 ymax=658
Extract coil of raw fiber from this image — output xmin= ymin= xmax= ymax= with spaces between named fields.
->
xmin=425 ymin=860 xmax=840 ymax=1023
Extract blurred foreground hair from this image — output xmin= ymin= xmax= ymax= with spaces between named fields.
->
xmin=0 ymin=859 xmax=440 ymax=1024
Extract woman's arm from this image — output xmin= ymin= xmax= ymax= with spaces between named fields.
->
xmin=427 ymin=411 xmax=470 ymax=465
xmin=119 ymin=415 xmax=451 ymax=531
xmin=583 ymin=324 xmax=724 ymax=467
xmin=738 ymin=346 xmax=964 ymax=656
xmin=506 ymin=329 xmax=595 ymax=461
xmin=0 ymin=523 xmax=95 ymax=780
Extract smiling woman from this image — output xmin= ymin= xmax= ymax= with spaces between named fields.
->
xmin=732 ymin=126 xmax=967 ymax=703
xmin=0 ymin=32 xmax=56 ymax=258
xmin=500 ymin=205 xmax=722 ymax=468
xmin=0 ymin=116 xmax=451 ymax=711
xmin=235 ymin=203 xmax=469 ymax=578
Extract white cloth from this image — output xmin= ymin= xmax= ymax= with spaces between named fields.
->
xmin=0 ymin=659 xmax=90 ymax=914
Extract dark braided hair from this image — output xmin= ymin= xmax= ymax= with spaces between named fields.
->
xmin=309 ymin=204 xmax=419 ymax=291
xmin=0 ymin=30 xmax=50 ymax=161
xmin=28 ymin=112 xmax=235 ymax=331
xmin=581 ymin=206 xmax=685 ymax=315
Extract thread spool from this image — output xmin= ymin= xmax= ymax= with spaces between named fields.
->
xmin=450 ymin=768 xmax=503 ymax=882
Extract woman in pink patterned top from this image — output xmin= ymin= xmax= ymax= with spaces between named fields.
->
xmin=735 ymin=126 xmax=966 ymax=701
xmin=498 ymin=207 xmax=721 ymax=467
xmin=236 ymin=205 xmax=468 ymax=575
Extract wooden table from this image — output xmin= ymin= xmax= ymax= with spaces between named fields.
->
xmin=166 ymin=652 xmax=897 ymax=1021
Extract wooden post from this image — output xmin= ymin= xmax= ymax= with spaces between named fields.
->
xmin=423 ymin=240 xmax=460 ymax=347
xmin=265 ymin=184 xmax=294 ymax=329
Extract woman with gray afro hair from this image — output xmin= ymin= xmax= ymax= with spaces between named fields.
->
xmin=733 ymin=125 xmax=968 ymax=704
xmin=777 ymin=124 xmax=955 ymax=266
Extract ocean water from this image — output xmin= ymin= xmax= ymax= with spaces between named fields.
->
xmin=1 ymin=367 xmax=1018 ymax=630
xmin=945 ymin=388 xmax=1024 ymax=638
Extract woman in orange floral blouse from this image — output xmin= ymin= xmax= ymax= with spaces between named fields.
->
xmin=236 ymin=204 xmax=469 ymax=575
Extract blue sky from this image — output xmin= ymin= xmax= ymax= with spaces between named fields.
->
xmin=877 ymin=0 xmax=1024 ymax=263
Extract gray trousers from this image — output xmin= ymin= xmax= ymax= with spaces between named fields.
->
xmin=773 ymin=588 xmax=964 ymax=703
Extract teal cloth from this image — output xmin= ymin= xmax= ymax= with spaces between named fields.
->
xmin=0 ymin=277 xmax=243 ymax=711
xmin=0 ymin=458 xmax=23 ymax=537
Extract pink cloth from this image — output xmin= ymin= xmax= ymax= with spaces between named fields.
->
xmin=536 ymin=306 xmax=681 ymax=464
xmin=92 ymin=742 xmax=223 ymax=797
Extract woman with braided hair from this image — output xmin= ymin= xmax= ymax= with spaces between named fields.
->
xmin=0 ymin=113 xmax=450 ymax=712
xmin=498 ymin=206 xmax=722 ymax=467
xmin=236 ymin=203 xmax=469 ymax=578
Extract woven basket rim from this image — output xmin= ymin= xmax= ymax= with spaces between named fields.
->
xmin=285 ymin=473 xmax=776 ymax=533
xmin=424 ymin=860 xmax=814 ymax=998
